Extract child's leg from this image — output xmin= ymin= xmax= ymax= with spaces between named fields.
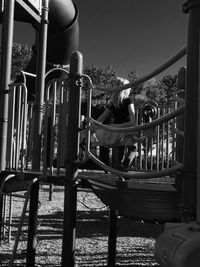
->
xmin=121 ymin=145 xmax=137 ymax=167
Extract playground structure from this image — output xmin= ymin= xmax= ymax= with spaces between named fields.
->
xmin=0 ymin=0 xmax=200 ymax=267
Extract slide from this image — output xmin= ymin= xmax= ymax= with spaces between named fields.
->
xmin=17 ymin=0 xmax=79 ymax=100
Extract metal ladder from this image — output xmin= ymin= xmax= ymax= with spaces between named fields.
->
xmin=0 ymin=174 xmax=38 ymax=266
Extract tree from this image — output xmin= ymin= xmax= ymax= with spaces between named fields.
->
xmin=82 ymin=65 xmax=121 ymax=117
xmin=128 ymin=68 xmax=143 ymax=95
xmin=137 ymin=75 xmax=178 ymax=106
xmin=142 ymin=78 xmax=165 ymax=104
xmin=160 ymin=74 xmax=178 ymax=105
xmin=11 ymin=43 xmax=32 ymax=80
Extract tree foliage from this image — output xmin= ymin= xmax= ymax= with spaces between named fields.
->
xmin=3 ymin=43 xmax=180 ymax=108
xmin=127 ymin=68 xmax=143 ymax=95
xmin=142 ymin=75 xmax=178 ymax=105
xmin=81 ymin=65 xmax=180 ymax=116
xmin=160 ymin=74 xmax=178 ymax=105
xmin=11 ymin=43 xmax=32 ymax=79
xmin=82 ymin=65 xmax=121 ymax=117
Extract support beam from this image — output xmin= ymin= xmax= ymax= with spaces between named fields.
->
xmin=0 ymin=0 xmax=15 ymax=171
xmin=108 ymin=209 xmax=118 ymax=267
xmin=62 ymin=51 xmax=82 ymax=267
xmin=32 ymin=0 xmax=49 ymax=170
xmin=181 ymin=0 xmax=200 ymax=222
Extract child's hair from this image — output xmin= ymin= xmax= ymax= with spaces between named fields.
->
xmin=112 ymin=78 xmax=131 ymax=107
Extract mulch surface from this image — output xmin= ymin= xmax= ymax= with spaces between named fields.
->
xmin=0 ymin=184 xmax=163 ymax=266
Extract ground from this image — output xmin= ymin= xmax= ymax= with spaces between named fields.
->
xmin=0 ymin=184 xmax=163 ymax=266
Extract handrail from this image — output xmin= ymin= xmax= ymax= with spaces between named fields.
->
xmin=86 ymin=151 xmax=184 ymax=179
xmin=89 ymin=105 xmax=185 ymax=133
xmin=91 ymin=46 xmax=187 ymax=92
xmin=172 ymin=128 xmax=184 ymax=137
xmin=17 ymin=71 xmax=37 ymax=87
xmin=45 ymin=67 xmax=69 ymax=78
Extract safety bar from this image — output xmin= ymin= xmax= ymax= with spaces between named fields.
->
xmin=92 ymin=46 xmax=187 ymax=92
xmin=87 ymin=151 xmax=183 ymax=179
xmin=6 ymin=82 xmax=29 ymax=171
xmin=89 ymin=105 xmax=185 ymax=133
xmin=42 ymin=68 xmax=69 ymax=175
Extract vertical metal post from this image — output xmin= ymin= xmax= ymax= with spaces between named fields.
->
xmin=62 ymin=51 xmax=82 ymax=267
xmin=107 ymin=154 xmax=118 ymax=266
xmin=32 ymin=0 xmax=49 ymax=170
xmin=176 ymin=67 xmax=185 ymax=164
xmin=0 ymin=0 xmax=15 ymax=171
xmin=26 ymin=179 xmax=39 ymax=267
xmin=182 ymin=0 xmax=200 ymax=222
xmin=197 ymin=7 xmax=200 ymax=224
xmin=108 ymin=209 xmax=118 ymax=267
xmin=0 ymin=186 xmax=3 ymax=243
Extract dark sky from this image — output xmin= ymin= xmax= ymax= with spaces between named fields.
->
xmin=11 ymin=1 xmax=188 ymax=79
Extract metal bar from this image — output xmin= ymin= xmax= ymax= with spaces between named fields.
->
xmin=6 ymin=85 xmax=16 ymax=170
xmin=26 ymin=179 xmax=39 ymax=267
xmin=182 ymin=1 xmax=200 ymax=222
xmin=196 ymin=10 xmax=200 ymax=224
xmin=57 ymin=81 xmax=64 ymax=173
xmin=150 ymin=137 xmax=153 ymax=170
xmin=2 ymin=195 xmax=7 ymax=239
xmin=16 ymin=0 xmax=41 ymax=22
xmin=26 ymin=103 xmax=34 ymax=169
xmin=10 ymin=181 xmax=35 ymax=266
xmin=0 ymin=0 xmax=15 ymax=171
xmin=8 ymin=195 xmax=13 ymax=243
xmin=90 ymin=105 xmax=185 ymax=133
xmin=32 ymin=0 xmax=49 ymax=170
xmin=20 ymin=85 xmax=28 ymax=171
xmin=15 ymin=86 xmax=22 ymax=170
xmin=108 ymin=209 xmax=118 ymax=267
xmin=95 ymin=46 xmax=187 ymax=93
xmin=42 ymin=86 xmax=51 ymax=175
xmin=166 ymin=108 xmax=170 ymax=168
xmin=144 ymin=137 xmax=148 ymax=170
xmin=48 ymin=82 xmax=57 ymax=200
xmin=85 ymin=83 xmax=92 ymax=157
xmin=49 ymin=82 xmax=56 ymax=174
xmin=62 ymin=51 xmax=82 ymax=267
xmin=172 ymin=101 xmax=177 ymax=164
xmin=156 ymin=109 xmax=160 ymax=170
xmin=87 ymin=150 xmax=183 ymax=179
xmin=161 ymin=109 xmax=165 ymax=170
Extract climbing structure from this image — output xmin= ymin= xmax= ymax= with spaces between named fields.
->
xmin=0 ymin=1 xmax=200 ymax=267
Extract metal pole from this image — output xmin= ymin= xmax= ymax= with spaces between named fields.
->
xmin=0 ymin=0 xmax=15 ymax=171
xmin=197 ymin=7 xmax=200 ymax=224
xmin=176 ymin=67 xmax=185 ymax=164
xmin=107 ymin=153 xmax=118 ymax=266
xmin=108 ymin=209 xmax=118 ymax=267
xmin=26 ymin=179 xmax=39 ymax=267
xmin=32 ymin=0 xmax=49 ymax=170
xmin=182 ymin=0 xmax=200 ymax=222
xmin=62 ymin=51 xmax=82 ymax=267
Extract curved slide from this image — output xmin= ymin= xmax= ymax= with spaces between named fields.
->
xmin=17 ymin=0 xmax=79 ymax=100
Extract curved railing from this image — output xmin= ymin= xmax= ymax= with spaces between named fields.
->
xmin=91 ymin=46 xmax=187 ymax=92
xmin=7 ymin=46 xmax=186 ymax=179
xmin=42 ymin=68 xmax=70 ymax=175
xmin=89 ymin=105 xmax=184 ymax=133
xmin=79 ymin=47 xmax=186 ymax=178
xmin=87 ymin=151 xmax=184 ymax=179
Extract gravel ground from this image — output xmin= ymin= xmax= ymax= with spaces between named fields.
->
xmin=0 ymin=184 xmax=163 ymax=266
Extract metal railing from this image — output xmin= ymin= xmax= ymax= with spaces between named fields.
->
xmin=5 ymin=52 xmax=186 ymax=177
